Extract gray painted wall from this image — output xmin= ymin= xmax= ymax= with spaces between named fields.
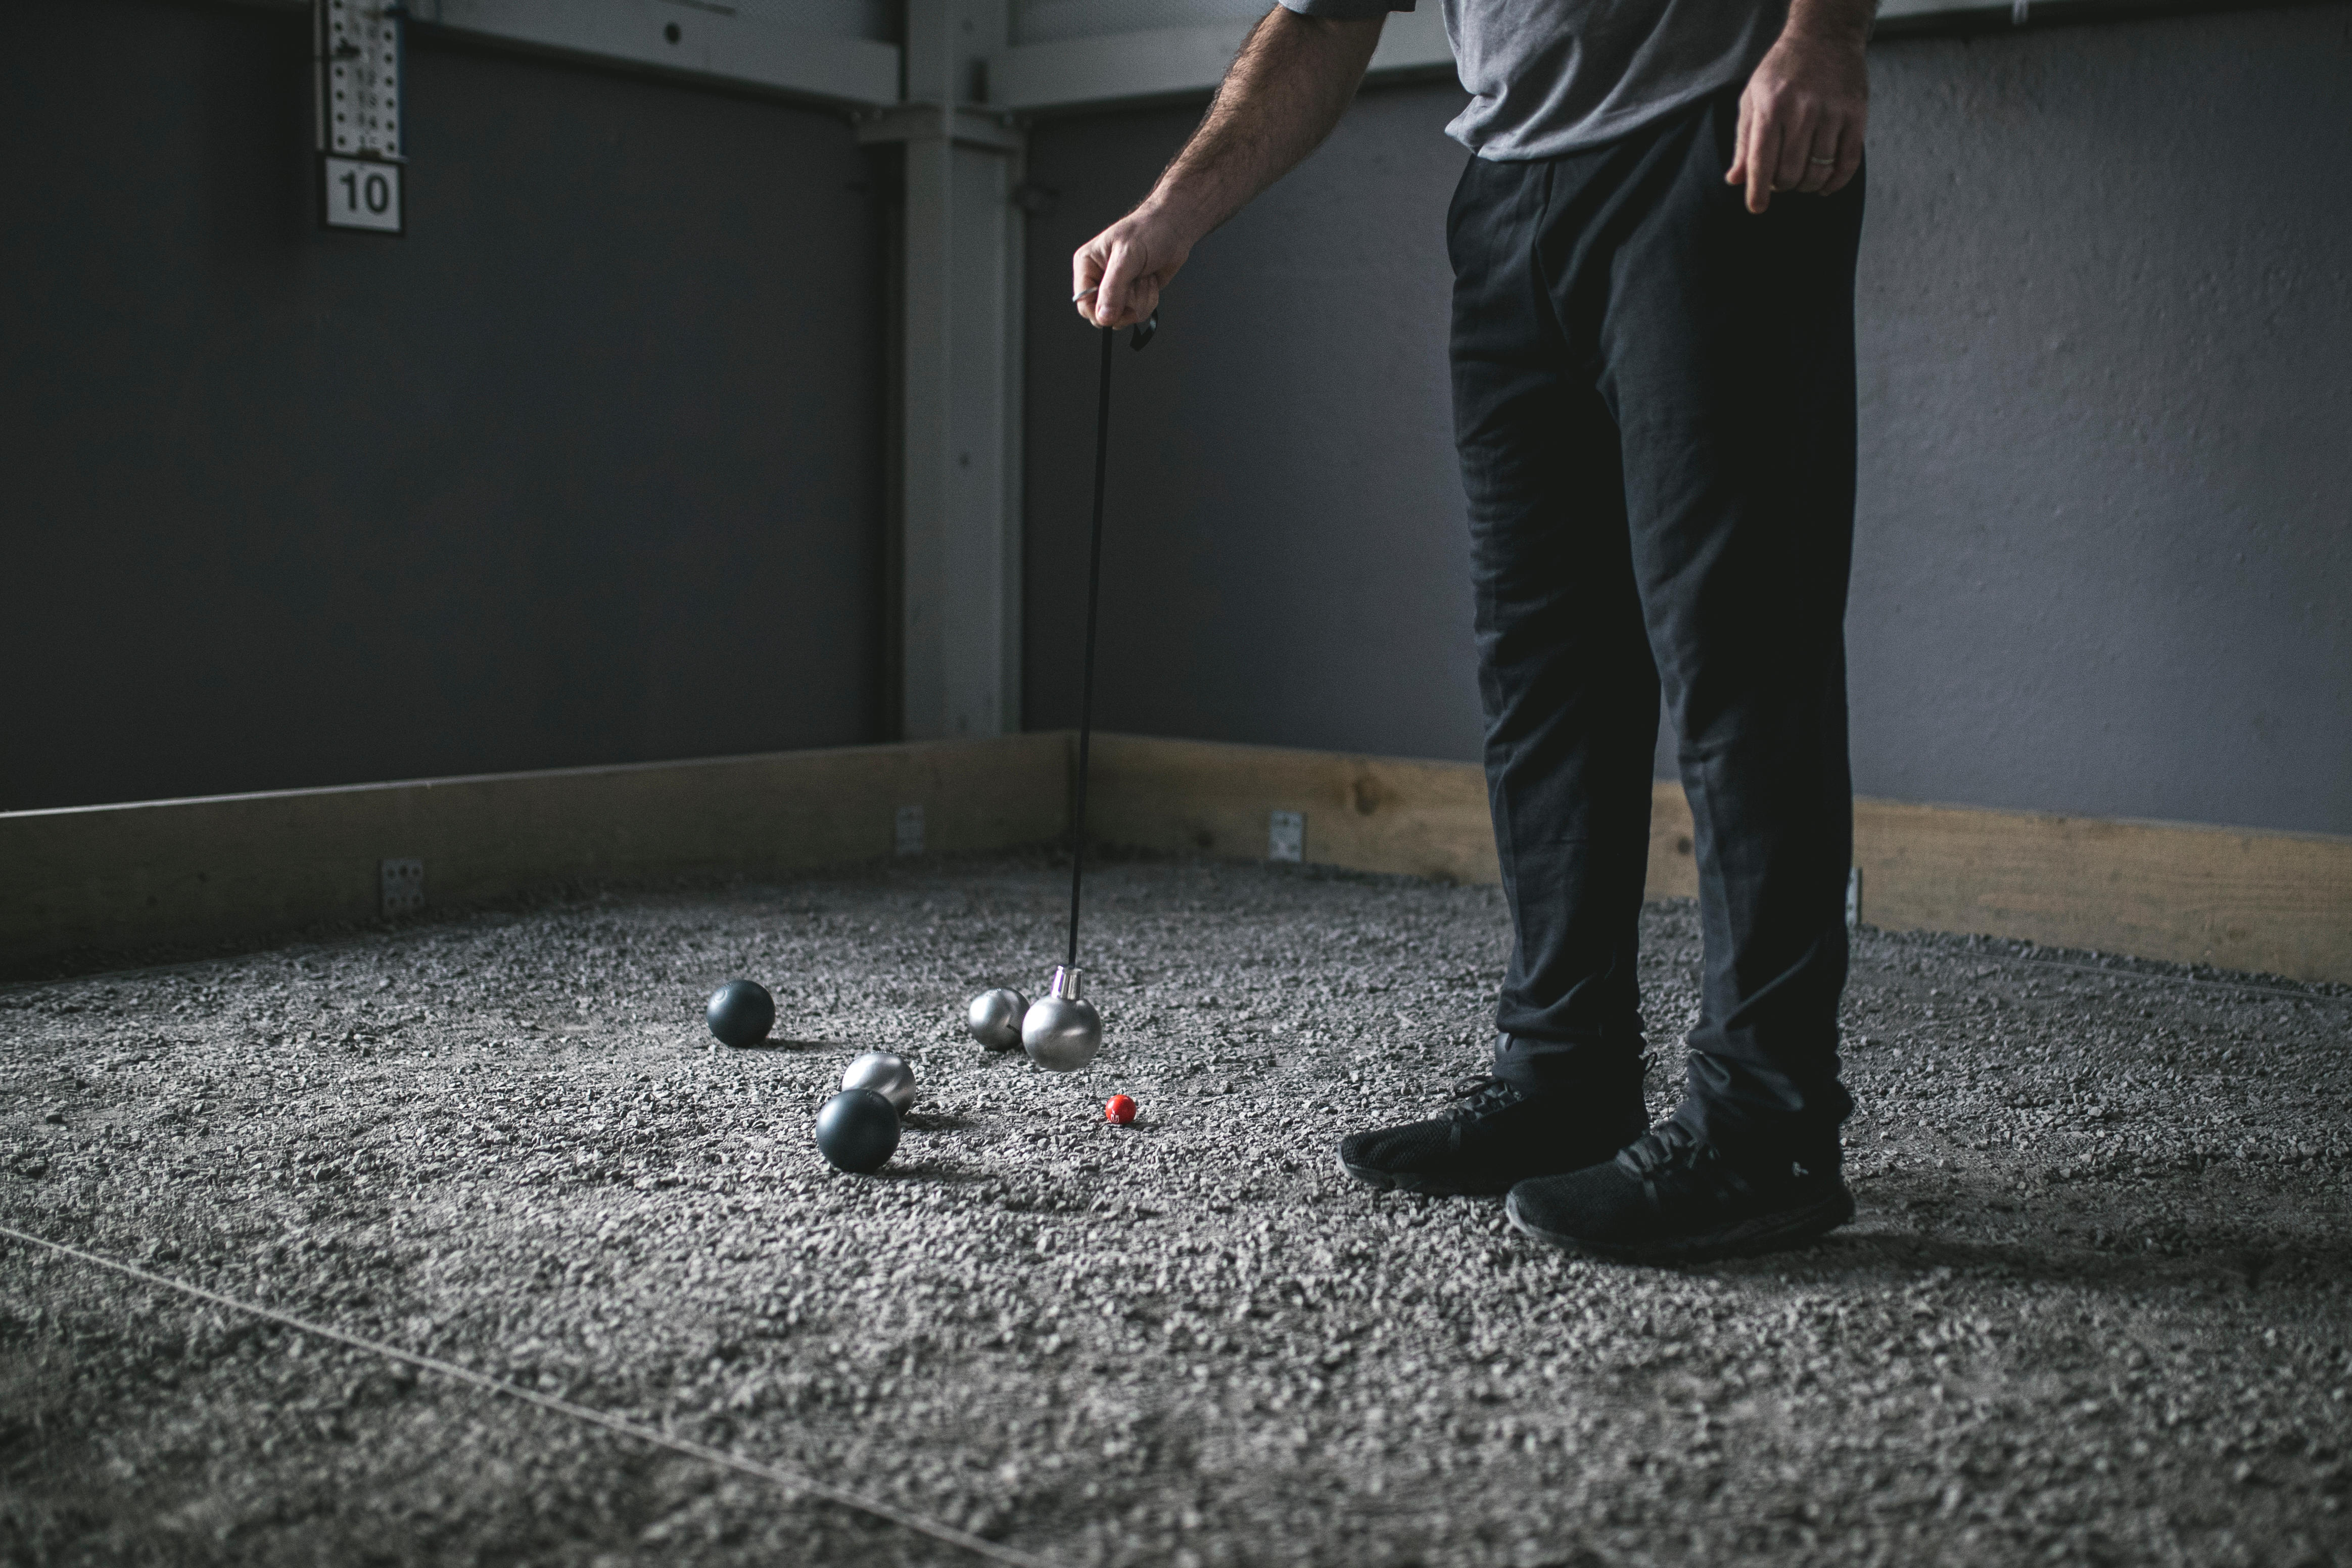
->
xmin=2 ymin=0 xmax=887 ymax=811
xmin=1022 ymin=3 xmax=2352 ymax=837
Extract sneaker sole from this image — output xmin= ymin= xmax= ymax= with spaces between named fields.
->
xmin=1503 ymin=1184 xmax=1857 ymax=1265
xmin=1335 ymin=1152 xmax=1516 ymax=1199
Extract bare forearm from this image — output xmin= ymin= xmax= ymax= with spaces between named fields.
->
xmin=1780 ymin=0 xmax=1876 ymax=47
xmin=1071 ymin=5 xmax=1383 ymax=326
xmin=1143 ymin=7 xmax=1387 ymax=241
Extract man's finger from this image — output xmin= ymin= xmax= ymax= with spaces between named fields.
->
xmin=1726 ymin=90 xmax=1753 ymax=186
xmin=1128 ymin=277 xmax=1162 ymax=331
xmin=1770 ymin=101 xmax=1818 ymax=195
xmin=1824 ymin=118 xmax=1866 ymax=196
xmin=1744 ymin=104 xmax=1781 ymax=213
xmin=1072 ymin=244 xmax=1106 ymax=320
xmin=1094 ymin=240 xmax=1139 ymax=328
xmin=1794 ymin=119 xmax=1841 ymax=194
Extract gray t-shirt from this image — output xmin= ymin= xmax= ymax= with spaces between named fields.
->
xmin=1283 ymin=0 xmax=1784 ymax=160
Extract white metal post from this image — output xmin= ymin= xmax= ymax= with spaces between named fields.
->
xmin=863 ymin=0 xmax=1027 ymax=740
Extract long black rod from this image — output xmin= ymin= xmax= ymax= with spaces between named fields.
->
xmin=1066 ymin=325 xmax=1115 ymax=972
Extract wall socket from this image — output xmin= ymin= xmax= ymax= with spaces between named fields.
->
xmin=1268 ymin=810 xmax=1305 ymax=863
xmin=894 ymin=804 xmax=925 ymax=857
xmin=381 ymin=858 xmax=425 ymax=917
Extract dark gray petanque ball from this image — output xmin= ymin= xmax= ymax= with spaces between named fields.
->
xmin=823 ymin=1090 xmax=903 ymax=1175
xmin=815 ymin=1088 xmax=900 ymax=1173
xmin=705 ymin=979 xmax=775 ymax=1048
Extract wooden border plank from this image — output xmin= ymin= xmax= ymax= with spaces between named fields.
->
xmin=1082 ymin=735 xmax=2351 ymax=984
xmin=1851 ymin=799 xmax=2352 ymax=984
xmin=1085 ymin=734 xmax=1496 ymax=883
xmin=8 ymin=730 xmax=2343 ymax=984
xmin=1 ymin=735 xmax=1069 ymax=974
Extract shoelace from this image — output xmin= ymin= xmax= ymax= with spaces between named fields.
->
xmin=1444 ymin=1072 xmax=1523 ymax=1120
xmin=1617 ymin=1119 xmax=1755 ymax=1203
xmin=1617 ymin=1119 xmax=1705 ymax=1178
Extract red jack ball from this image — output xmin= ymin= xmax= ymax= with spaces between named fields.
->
xmin=1105 ymin=1094 xmax=1137 ymax=1126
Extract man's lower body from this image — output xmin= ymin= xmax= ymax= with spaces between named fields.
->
xmin=1339 ymin=84 xmax=1866 ymax=1262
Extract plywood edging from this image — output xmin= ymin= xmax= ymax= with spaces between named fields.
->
xmin=1084 ymin=734 xmax=2351 ymax=985
xmin=0 ymin=735 xmax=1070 ymax=974
xmin=5 ymin=730 xmax=2343 ymax=984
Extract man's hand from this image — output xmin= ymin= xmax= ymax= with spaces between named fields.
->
xmin=1726 ymin=0 xmax=1871 ymax=215
xmin=1073 ymin=7 xmax=1385 ymax=328
xmin=1074 ymin=201 xmax=1196 ymax=331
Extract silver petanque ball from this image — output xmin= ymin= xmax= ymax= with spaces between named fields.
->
xmin=841 ymin=1051 xmax=917 ymax=1114
xmin=1022 ymin=966 xmax=1101 ymax=1072
xmin=966 ymin=988 xmax=1028 ymax=1051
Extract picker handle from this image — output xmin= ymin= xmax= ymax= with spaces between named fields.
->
xmin=1063 ymin=312 xmax=1156 ymax=972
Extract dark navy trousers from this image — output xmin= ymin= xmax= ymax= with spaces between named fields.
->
xmin=1448 ymin=84 xmax=1864 ymax=1155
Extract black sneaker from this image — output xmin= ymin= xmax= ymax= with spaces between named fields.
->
xmin=1336 ymin=1073 xmax=1649 ymax=1198
xmin=1504 ymin=1119 xmax=1853 ymax=1263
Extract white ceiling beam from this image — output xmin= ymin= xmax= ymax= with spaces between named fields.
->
xmin=406 ymin=0 xmax=903 ymax=107
xmin=987 ymin=0 xmax=2261 ymax=114
xmin=222 ymin=0 xmax=2244 ymax=120
xmin=991 ymin=23 xmax=1251 ymax=112
xmin=991 ymin=4 xmax=1448 ymax=113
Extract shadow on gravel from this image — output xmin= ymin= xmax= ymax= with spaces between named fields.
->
xmin=866 ymin=1161 xmax=987 ymax=1183
xmin=1700 ymin=1181 xmax=2352 ymax=1294
xmin=1766 ymin=1234 xmax=2346 ymax=1290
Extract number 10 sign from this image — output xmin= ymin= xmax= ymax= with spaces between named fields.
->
xmin=315 ymin=0 xmax=406 ymax=235
xmin=321 ymin=156 xmax=402 ymax=233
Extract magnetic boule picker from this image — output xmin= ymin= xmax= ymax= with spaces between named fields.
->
xmin=970 ymin=310 xmax=1157 ymax=1071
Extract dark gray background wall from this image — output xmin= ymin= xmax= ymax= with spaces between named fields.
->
xmin=1023 ymin=3 xmax=2352 ymax=837
xmin=2 ymin=0 xmax=886 ymax=811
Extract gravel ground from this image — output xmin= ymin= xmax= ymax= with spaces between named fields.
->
xmin=3 ymin=850 xmax=2348 ymax=1568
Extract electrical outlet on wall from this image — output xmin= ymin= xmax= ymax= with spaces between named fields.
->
xmin=1268 ymin=811 xmax=1305 ymax=863
xmin=895 ymin=805 xmax=924 ymax=857
xmin=381 ymin=858 xmax=424 ymax=917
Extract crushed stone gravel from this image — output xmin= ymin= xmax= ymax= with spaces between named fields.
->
xmin=3 ymin=849 xmax=2347 ymax=1567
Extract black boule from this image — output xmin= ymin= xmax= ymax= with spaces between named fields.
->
xmin=814 ymin=1088 xmax=900 ymax=1174
xmin=705 ymin=979 xmax=775 ymax=1048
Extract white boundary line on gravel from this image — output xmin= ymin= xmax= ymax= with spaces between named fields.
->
xmin=0 ymin=1221 xmax=1061 ymax=1568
